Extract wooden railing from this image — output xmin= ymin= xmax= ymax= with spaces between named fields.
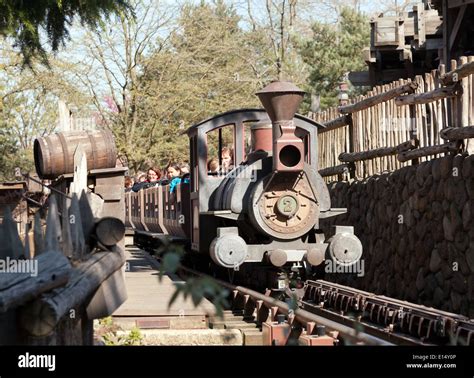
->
xmin=0 ymin=189 xmax=126 ymax=345
xmin=310 ymin=56 xmax=474 ymax=180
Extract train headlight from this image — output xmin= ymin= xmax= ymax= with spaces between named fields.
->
xmin=327 ymin=226 xmax=363 ymax=266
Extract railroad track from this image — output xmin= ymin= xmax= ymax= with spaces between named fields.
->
xmin=300 ymin=280 xmax=474 ymax=346
xmin=175 ymin=264 xmax=392 ymax=345
xmin=160 ymin=255 xmax=474 ymax=346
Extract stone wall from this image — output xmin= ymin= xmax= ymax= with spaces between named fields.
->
xmin=320 ymin=154 xmax=474 ymax=318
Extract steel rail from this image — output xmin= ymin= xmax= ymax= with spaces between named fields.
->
xmin=304 ymin=279 xmax=474 ymax=346
xmin=176 ymin=264 xmax=393 ymax=346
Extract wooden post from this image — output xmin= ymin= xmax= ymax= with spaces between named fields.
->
xmin=468 ymin=56 xmax=474 ymax=154
xmin=70 ymin=145 xmax=88 ymax=196
xmin=69 ymin=193 xmax=86 ymax=261
xmin=0 ymin=206 xmax=24 ymax=259
xmin=459 ymin=56 xmax=474 ymax=154
xmin=409 ymin=104 xmax=419 ymax=165
xmin=451 ymin=59 xmax=459 ymax=128
xmin=33 ymin=212 xmax=45 ymax=257
xmin=61 ymin=195 xmax=73 ymax=258
xmin=44 ymin=195 xmax=61 ymax=252
xmin=347 ymin=115 xmax=355 ymax=179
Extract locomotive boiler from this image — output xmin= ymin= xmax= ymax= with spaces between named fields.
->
xmin=127 ymin=81 xmax=362 ymax=285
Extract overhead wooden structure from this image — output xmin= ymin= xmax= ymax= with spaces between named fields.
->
xmin=349 ymin=0 xmax=474 ymax=87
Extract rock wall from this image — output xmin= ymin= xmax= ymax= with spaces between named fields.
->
xmin=320 ymin=154 xmax=474 ymax=317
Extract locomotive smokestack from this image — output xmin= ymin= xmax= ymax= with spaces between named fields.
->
xmin=255 ymin=81 xmax=306 ymax=172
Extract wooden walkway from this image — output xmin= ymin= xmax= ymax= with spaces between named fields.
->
xmin=112 ymin=245 xmax=215 ymax=329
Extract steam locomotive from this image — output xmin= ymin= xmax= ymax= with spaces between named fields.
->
xmin=125 ymin=81 xmax=362 ymax=288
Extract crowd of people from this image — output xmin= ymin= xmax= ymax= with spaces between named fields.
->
xmin=124 ymin=147 xmax=234 ymax=193
xmin=124 ymin=162 xmax=190 ymax=193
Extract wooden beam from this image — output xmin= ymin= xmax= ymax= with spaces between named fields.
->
xmin=440 ymin=60 xmax=474 ymax=85
xmin=440 ymin=126 xmax=474 ymax=140
xmin=19 ymin=247 xmax=126 ymax=336
xmin=397 ymin=142 xmax=460 ymax=162
xmin=449 ymin=5 xmax=467 ymax=51
xmin=93 ymin=217 xmax=125 ymax=247
xmin=319 ymin=114 xmax=352 ymax=134
xmin=339 ymin=147 xmax=398 ymax=163
xmin=447 ymin=0 xmax=474 ymax=8
xmin=395 ymin=82 xmax=462 ymax=106
xmin=319 ymin=164 xmax=351 ymax=177
xmin=348 ymin=71 xmax=371 ymax=87
xmin=338 ymin=82 xmax=418 ymax=114
xmin=338 ymin=139 xmax=417 ymax=163
xmin=442 ymin=0 xmax=450 ymax=68
xmin=0 ymin=251 xmax=71 ymax=313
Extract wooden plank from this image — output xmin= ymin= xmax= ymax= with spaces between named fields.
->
xmin=339 ymin=82 xmax=418 ymax=114
xmin=114 ymin=247 xmax=215 ymax=317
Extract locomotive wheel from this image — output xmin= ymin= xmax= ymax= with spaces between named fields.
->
xmin=249 ymin=171 xmax=319 ymax=240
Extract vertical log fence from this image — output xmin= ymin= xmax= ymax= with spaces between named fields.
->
xmin=311 ymin=56 xmax=474 ymax=181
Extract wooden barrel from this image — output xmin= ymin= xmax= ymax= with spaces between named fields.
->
xmin=34 ymin=130 xmax=117 ymax=179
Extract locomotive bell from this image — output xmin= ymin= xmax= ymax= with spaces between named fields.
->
xmin=255 ymin=81 xmax=305 ymax=172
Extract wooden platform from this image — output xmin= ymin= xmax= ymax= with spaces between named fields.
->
xmin=112 ymin=245 xmax=215 ymax=328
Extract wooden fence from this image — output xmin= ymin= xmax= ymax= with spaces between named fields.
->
xmin=0 ymin=150 xmax=127 ymax=345
xmin=311 ymin=56 xmax=474 ymax=180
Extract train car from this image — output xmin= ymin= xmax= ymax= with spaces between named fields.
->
xmin=127 ymin=81 xmax=363 ymax=288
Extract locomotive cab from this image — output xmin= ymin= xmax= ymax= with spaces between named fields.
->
xmin=186 ymin=81 xmax=363 ymax=274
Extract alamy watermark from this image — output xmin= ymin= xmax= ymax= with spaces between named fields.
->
xmin=325 ymin=259 xmax=365 ymax=277
xmin=0 ymin=257 xmax=38 ymax=277
xmin=380 ymin=117 xmax=418 ymax=133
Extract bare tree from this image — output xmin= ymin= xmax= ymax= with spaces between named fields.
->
xmin=63 ymin=0 xmax=178 ymax=169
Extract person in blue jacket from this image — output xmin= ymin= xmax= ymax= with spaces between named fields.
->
xmin=167 ymin=163 xmax=182 ymax=193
